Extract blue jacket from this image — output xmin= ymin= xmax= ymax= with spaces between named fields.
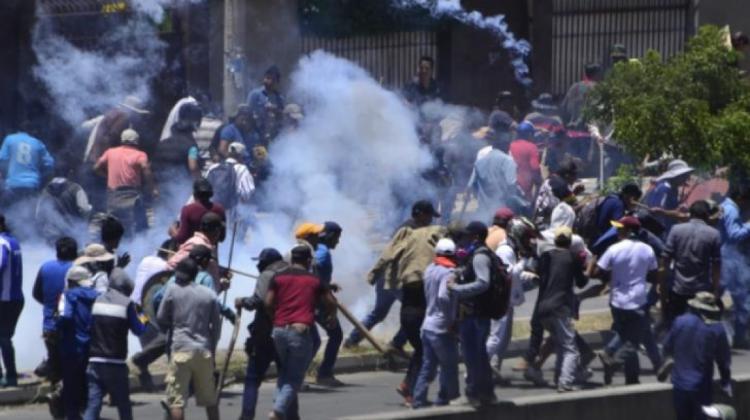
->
xmin=57 ymin=286 xmax=100 ymax=359
xmin=664 ymin=312 xmax=731 ymax=391
xmin=0 ymin=232 xmax=23 ymax=302
xmin=315 ymin=244 xmax=333 ymax=286
xmin=33 ymin=259 xmax=73 ymax=331
xmin=0 ymin=132 xmax=54 ymax=190
xmin=719 ymin=198 xmax=750 ymax=251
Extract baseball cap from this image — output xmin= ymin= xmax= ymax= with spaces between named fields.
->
xmin=228 ymin=142 xmax=246 ymax=156
xmin=193 ymin=178 xmax=214 ymax=195
xmin=494 ymin=208 xmax=515 ymax=221
xmin=121 ymin=128 xmax=139 ymax=145
xmin=435 ymin=238 xmax=456 ymax=256
xmin=462 ymin=221 xmax=489 ymax=238
xmin=611 ymin=215 xmax=641 ymax=229
xmin=290 ymin=245 xmax=313 ymax=261
xmin=321 ymin=221 xmax=343 ymax=236
xmin=295 ymin=223 xmax=324 ymax=239
xmin=554 ymin=226 xmax=573 ymax=240
xmin=412 ymin=200 xmax=441 ymax=218
xmin=252 ymin=248 xmax=283 ymax=263
xmin=188 ymin=245 xmax=212 ymax=263
xmin=66 ymin=266 xmax=93 ymax=287
xmin=175 ymin=258 xmax=199 ymax=283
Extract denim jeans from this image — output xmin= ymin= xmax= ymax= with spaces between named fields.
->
xmin=540 ymin=315 xmax=579 ymax=386
xmin=345 ymin=276 xmax=407 ymax=348
xmin=673 ymin=385 xmax=712 ymax=420
xmin=610 ymin=306 xmax=647 ymax=384
xmin=606 ymin=304 xmax=662 ymax=369
xmin=83 ymin=363 xmax=132 ymax=420
xmin=311 ymin=316 xmax=343 ymax=378
xmin=401 ymin=311 xmax=425 ymax=396
xmin=721 ymin=248 xmax=750 ymax=345
xmin=62 ymin=355 xmax=88 ymax=420
xmin=459 ymin=317 xmax=494 ymax=399
xmin=487 ymin=307 xmax=514 ymax=370
xmin=272 ymin=327 xmax=313 ymax=419
xmin=412 ymin=330 xmax=460 ymax=408
xmin=241 ymin=336 xmax=299 ymax=420
xmin=0 ymin=300 xmax=23 ymax=380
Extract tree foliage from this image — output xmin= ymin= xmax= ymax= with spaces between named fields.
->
xmin=586 ymin=26 xmax=750 ymax=173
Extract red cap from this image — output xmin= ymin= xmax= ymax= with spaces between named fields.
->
xmin=494 ymin=208 xmax=515 ymax=221
xmin=611 ymin=215 xmax=641 ymax=229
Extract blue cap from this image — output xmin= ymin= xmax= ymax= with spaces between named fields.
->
xmin=252 ymin=248 xmax=283 ymax=263
xmin=516 ymin=121 xmax=534 ymax=140
xmin=321 ymin=221 xmax=343 ymax=236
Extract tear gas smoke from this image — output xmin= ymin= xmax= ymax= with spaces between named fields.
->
xmin=395 ymin=0 xmax=532 ymax=86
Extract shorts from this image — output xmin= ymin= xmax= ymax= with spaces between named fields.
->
xmin=165 ymin=351 xmax=216 ymax=408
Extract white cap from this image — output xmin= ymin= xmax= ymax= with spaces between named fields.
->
xmin=435 ymin=238 xmax=456 ymax=256
xmin=65 ymin=266 xmax=93 ymax=287
xmin=228 ymin=142 xmax=246 ymax=156
xmin=121 ymin=128 xmax=140 ymax=145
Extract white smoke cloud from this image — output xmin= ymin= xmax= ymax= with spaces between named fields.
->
xmin=395 ymin=0 xmax=532 ymax=86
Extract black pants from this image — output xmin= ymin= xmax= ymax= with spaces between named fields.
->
xmin=43 ymin=330 xmax=62 ymax=384
xmin=0 ymin=301 xmax=24 ymax=379
xmin=401 ymin=311 xmax=425 ymax=396
xmin=132 ymin=324 xmax=167 ymax=369
xmin=664 ymin=290 xmax=694 ymax=330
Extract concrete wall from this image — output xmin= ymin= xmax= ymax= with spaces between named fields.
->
xmin=339 ymin=375 xmax=750 ymax=420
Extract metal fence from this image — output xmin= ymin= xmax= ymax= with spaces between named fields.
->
xmin=551 ymin=0 xmax=693 ymax=95
xmin=300 ymin=30 xmax=439 ymax=89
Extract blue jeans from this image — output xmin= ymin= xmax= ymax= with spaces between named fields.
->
xmin=241 ymin=336 xmax=293 ymax=420
xmin=83 ymin=363 xmax=132 ymax=420
xmin=412 ymin=330 xmax=459 ymax=408
xmin=606 ymin=299 xmax=662 ymax=369
xmin=401 ymin=311 xmax=425 ymax=396
xmin=311 ymin=316 xmax=343 ymax=378
xmin=272 ymin=327 xmax=313 ymax=419
xmin=673 ymin=385 xmax=712 ymax=420
xmin=721 ymin=248 xmax=750 ymax=344
xmin=459 ymin=317 xmax=494 ymax=399
xmin=610 ymin=306 xmax=646 ymax=384
xmin=344 ymin=277 xmax=407 ymax=348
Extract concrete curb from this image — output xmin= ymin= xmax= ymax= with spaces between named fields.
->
xmin=0 ymin=330 xmax=612 ymax=406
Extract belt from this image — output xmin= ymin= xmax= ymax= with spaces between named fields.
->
xmin=276 ymin=323 xmax=311 ymax=334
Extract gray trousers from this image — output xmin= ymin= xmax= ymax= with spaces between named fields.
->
xmin=540 ymin=314 xmax=579 ymax=386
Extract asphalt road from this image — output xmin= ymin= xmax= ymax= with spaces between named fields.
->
xmin=3 ymin=348 xmax=748 ymax=420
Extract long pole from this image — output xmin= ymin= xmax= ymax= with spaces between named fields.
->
xmin=158 ymin=248 xmax=258 ymax=279
xmin=215 ymin=308 xmax=242 ymax=402
xmin=221 ymin=220 xmax=239 ymax=308
xmin=335 ymin=301 xmax=386 ymax=355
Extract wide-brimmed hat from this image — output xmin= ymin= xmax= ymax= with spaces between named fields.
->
xmin=703 ymin=404 xmax=736 ymax=420
xmin=284 ymin=104 xmax=304 ymax=121
xmin=118 ymin=96 xmax=149 ymax=114
xmin=531 ymin=93 xmax=558 ymax=112
xmin=65 ymin=266 xmax=93 ymax=287
xmin=688 ymin=292 xmax=721 ymax=321
xmin=74 ymin=243 xmax=115 ymax=266
xmin=657 ymin=159 xmax=695 ymax=182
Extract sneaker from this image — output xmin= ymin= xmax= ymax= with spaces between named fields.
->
xmin=523 ymin=367 xmax=547 ymax=387
xmin=268 ymin=411 xmax=283 ymax=420
xmin=384 ymin=343 xmax=409 ymax=360
xmin=2 ymin=376 xmax=18 ymax=388
xmin=575 ymin=366 xmax=594 ymax=384
xmin=656 ymin=357 xmax=674 ymax=383
xmin=598 ymin=352 xmax=614 ymax=386
xmin=512 ymin=358 xmax=529 ymax=372
xmin=403 ymin=395 xmax=413 ymax=408
xmin=316 ymin=376 xmax=345 ymax=387
xmin=557 ymin=383 xmax=579 ymax=393
xmin=396 ymin=381 xmax=409 ymax=398
xmin=450 ymin=396 xmax=481 ymax=408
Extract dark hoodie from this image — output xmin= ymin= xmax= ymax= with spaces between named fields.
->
xmin=58 ymin=285 xmax=100 ymax=359
xmin=153 ymin=121 xmax=199 ymax=184
xmin=36 ymin=178 xmax=89 ymax=242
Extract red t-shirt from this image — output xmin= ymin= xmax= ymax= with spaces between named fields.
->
xmin=510 ymin=139 xmax=541 ymax=199
xmin=269 ymin=267 xmax=323 ymax=327
xmin=97 ymin=145 xmax=148 ymax=190
xmin=172 ymin=201 xmax=226 ymax=244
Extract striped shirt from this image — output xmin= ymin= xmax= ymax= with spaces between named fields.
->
xmin=0 ymin=233 xmax=23 ymax=302
xmin=205 ymin=158 xmax=255 ymax=203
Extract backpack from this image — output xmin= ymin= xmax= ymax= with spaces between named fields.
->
xmin=474 ymin=248 xmax=513 ymax=320
xmin=206 ymin=161 xmax=238 ymax=209
xmin=574 ymin=194 xmax=613 ymax=244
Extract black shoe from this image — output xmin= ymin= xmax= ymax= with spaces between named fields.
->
xmin=598 ymin=352 xmax=614 ymax=386
xmin=656 ymin=358 xmax=674 ymax=383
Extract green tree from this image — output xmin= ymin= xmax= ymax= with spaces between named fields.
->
xmin=586 ymin=25 xmax=750 ymax=175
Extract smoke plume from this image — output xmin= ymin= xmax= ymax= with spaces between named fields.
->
xmin=395 ymin=0 xmax=532 ymax=86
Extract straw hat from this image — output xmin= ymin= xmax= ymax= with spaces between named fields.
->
xmin=117 ymin=96 xmax=149 ymax=114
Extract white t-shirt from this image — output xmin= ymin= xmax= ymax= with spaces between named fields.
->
xmin=132 ymin=255 xmax=168 ymax=305
xmin=597 ymin=238 xmax=658 ymax=310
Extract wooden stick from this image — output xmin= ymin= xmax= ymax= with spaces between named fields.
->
xmin=159 ymin=248 xmax=258 ymax=279
xmin=216 ymin=308 xmax=242 ymax=403
xmin=335 ymin=301 xmax=387 ymax=355
xmin=221 ymin=220 xmax=239 ymax=307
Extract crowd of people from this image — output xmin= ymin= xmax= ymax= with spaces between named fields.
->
xmin=0 ymin=47 xmax=746 ymax=420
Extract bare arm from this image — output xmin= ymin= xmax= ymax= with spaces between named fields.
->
xmin=93 ymin=160 xmax=107 ymax=178
xmin=264 ymin=288 xmax=277 ymax=319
